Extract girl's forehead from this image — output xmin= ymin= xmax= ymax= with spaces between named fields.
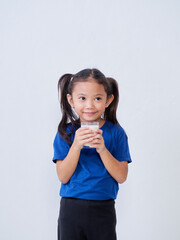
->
xmin=72 ymin=80 xmax=106 ymax=94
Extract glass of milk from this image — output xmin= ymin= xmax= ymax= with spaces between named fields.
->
xmin=81 ymin=121 xmax=99 ymax=147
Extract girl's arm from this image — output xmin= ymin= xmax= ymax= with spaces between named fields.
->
xmin=99 ymin=150 xmax=128 ymax=184
xmin=56 ymin=127 xmax=96 ymax=184
xmin=56 ymin=145 xmax=80 ymax=184
xmin=89 ymin=129 xmax=128 ymax=184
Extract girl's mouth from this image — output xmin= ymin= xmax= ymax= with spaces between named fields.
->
xmin=84 ymin=112 xmax=96 ymax=115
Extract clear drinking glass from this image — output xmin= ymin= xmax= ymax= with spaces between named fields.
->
xmin=81 ymin=121 xmax=99 ymax=147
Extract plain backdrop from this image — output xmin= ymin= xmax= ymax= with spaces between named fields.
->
xmin=0 ymin=0 xmax=180 ymax=239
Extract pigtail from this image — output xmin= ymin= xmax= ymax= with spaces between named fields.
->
xmin=57 ymin=73 xmax=78 ymax=146
xmin=105 ymin=77 xmax=120 ymax=125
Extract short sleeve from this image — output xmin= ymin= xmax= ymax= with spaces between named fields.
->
xmin=113 ymin=127 xmax=132 ymax=163
xmin=52 ymin=132 xmax=70 ymax=163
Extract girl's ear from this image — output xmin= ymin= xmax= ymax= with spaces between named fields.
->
xmin=105 ymin=94 xmax=114 ymax=108
xmin=66 ymin=94 xmax=74 ymax=108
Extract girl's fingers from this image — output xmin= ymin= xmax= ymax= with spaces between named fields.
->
xmin=95 ymin=129 xmax=103 ymax=135
xmin=92 ymin=133 xmax=102 ymax=140
xmin=90 ymin=135 xmax=102 ymax=145
xmin=76 ymin=129 xmax=96 ymax=143
xmin=78 ymin=128 xmax=95 ymax=135
xmin=82 ymin=137 xmax=94 ymax=144
xmin=80 ymin=133 xmax=96 ymax=141
xmin=75 ymin=128 xmax=103 ymax=147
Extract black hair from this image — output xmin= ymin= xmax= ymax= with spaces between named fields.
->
xmin=57 ymin=68 xmax=120 ymax=146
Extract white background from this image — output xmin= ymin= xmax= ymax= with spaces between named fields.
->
xmin=0 ymin=0 xmax=180 ymax=239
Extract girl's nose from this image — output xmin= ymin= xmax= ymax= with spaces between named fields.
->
xmin=86 ymin=100 xmax=94 ymax=108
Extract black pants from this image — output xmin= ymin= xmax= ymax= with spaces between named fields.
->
xmin=58 ymin=197 xmax=117 ymax=240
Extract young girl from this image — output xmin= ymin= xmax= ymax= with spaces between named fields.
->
xmin=52 ymin=68 xmax=132 ymax=240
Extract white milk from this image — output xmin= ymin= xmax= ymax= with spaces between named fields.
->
xmin=81 ymin=122 xmax=99 ymax=147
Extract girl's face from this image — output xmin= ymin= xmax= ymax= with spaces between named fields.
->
xmin=67 ymin=79 xmax=114 ymax=126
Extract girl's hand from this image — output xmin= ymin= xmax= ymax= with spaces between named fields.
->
xmin=89 ymin=129 xmax=106 ymax=154
xmin=72 ymin=127 xmax=96 ymax=150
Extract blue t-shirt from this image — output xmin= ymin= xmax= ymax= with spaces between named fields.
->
xmin=52 ymin=121 xmax=132 ymax=200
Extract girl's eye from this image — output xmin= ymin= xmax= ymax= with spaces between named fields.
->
xmin=95 ymin=97 xmax=101 ymax=101
xmin=79 ymin=97 xmax=86 ymax=100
